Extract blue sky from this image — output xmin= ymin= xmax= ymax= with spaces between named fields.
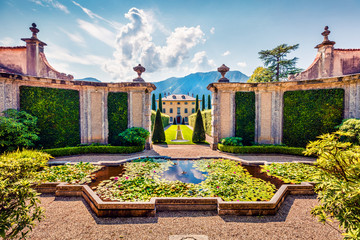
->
xmin=1 ymin=0 xmax=359 ymax=82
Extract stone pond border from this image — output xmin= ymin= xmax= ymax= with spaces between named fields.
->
xmin=38 ymin=156 xmax=315 ymax=217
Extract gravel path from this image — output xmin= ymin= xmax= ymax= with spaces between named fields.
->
xmin=28 ymin=195 xmax=342 ymax=240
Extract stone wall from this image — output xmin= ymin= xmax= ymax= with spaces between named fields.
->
xmin=207 ymin=73 xmax=360 ymax=148
xmin=0 ymin=73 xmax=155 ymax=146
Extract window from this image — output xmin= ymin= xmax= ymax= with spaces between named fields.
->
xmin=185 ymin=117 xmax=188 ymax=123
xmin=170 ymin=108 xmax=173 ymax=113
xmin=177 ymin=107 xmax=180 ymax=114
xmin=184 ymin=108 xmax=188 ymax=113
xmin=177 ymin=102 xmax=180 ymax=105
xmin=163 ymin=102 xmax=166 ymax=105
xmin=170 ymin=102 xmax=173 ymax=105
xmin=185 ymin=102 xmax=188 ymax=105
xmin=192 ymin=102 xmax=195 ymax=105
xmin=163 ymin=108 xmax=166 ymax=113
xmin=192 ymin=108 xmax=195 ymax=113
xmin=170 ymin=117 xmax=173 ymax=122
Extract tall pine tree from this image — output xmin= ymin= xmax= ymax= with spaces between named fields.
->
xmin=152 ymin=94 xmax=156 ymax=111
xmin=195 ymin=95 xmax=199 ymax=112
xmin=152 ymin=109 xmax=166 ymax=143
xmin=202 ymin=95 xmax=205 ymax=111
xmin=158 ymin=93 xmax=163 ymax=112
xmin=192 ymin=109 xmax=205 ymax=143
xmin=208 ymin=95 xmax=211 ymax=109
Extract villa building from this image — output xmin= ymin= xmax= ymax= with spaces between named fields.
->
xmin=157 ymin=94 xmax=201 ymax=124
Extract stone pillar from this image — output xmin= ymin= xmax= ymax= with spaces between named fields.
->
xmin=271 ymin=89 xmax=283 ymax=144
xmin=128 ymin=90 xmax=144 ymax=128
xmin=344 ymin=82 xmax=360 ymax=119
xmin=0 ymin=78 xmax=19 ymax=114
xmin=216 ymin=90 xmax=235 ymax=141
xmin=211 ymin=90 xmax=219 ymax=149
xmin=143 ymin=91 xmax=152 ymax=149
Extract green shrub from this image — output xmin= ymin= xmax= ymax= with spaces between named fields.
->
xmin=0 ymin=150 xmax=51 ymax=239
xmin=152 ymin=109 xmax=166 ymax=143
xmin=337 ymin=118 xmax=360 ymax=145
xmin=189 ymin=109 xmax=212 ymax=136
xmin=108 ymin=92 xmax=128 ymax=145
xmin=0 ymin=109 xmax=39 ymax=153
xmin=118 ymin=127 xmax=149 ymax=146
xmin=43 ymin=145 xmax=144 ymax=157
xmin=283 ymin=88 xmax=344 ymax=147
xmin=20 ymin=86 xmax=80 ymax=148
xmin=220 ymin=137 xmax=243 ymax=146
xmin=192 ymin=110 xmax=205 ymax=143
xmin=151 ymin=110 xmax=170 ymax=129
xmin=305 ymin=132 xmax=360 ymax=239
xmin=235 ymin=92 xmax=255 ymax=145
xmin=218 ymin=144 xmax=307 ymax=156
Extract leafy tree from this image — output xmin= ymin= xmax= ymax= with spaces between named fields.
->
xmin=336 ymin=118 xmax=360 ymax=145
xmin=195 ymin=95 xmax=199 ymax=112
xmin=151 ymin=94 xmax=156 ymax=111
xmin=192 ymin=110 xmax=206 ymax=143
xmin=0 ymin=109 xmax=39 ymax=153
xmin=207 ymin=95 xmax=211 ymax=109
xmin=202 ymin=95 xmax=205 ymax=111
xmin=259 ymin=43 xmax=301 ymax=81
xmin=152 ymin=109 xmax=166 ymax=143
xmin=158 ymin=93 xmax=163 ymax=113
xmin=247 ymin=67 xmax=274 ymax=83
xmin=0 ymin=150 xmax=51 ymax=239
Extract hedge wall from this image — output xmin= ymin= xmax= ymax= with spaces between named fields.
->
xmin=108 ymin=92 xmax=128 ymax=145
xmin=189 ymin=109 xmax=212 ymax=136
xmin=235 ymin=92 xmax=255 ymax=146
xmin=283 ymin=88 xmax=344 ymax=147
xmin=218 ymin=144 xmax=309 ymax=157
xmin=20 ymin=86 xmax=80 ymax=148
xmin=151 ymin=110 xmax=170 ymax=130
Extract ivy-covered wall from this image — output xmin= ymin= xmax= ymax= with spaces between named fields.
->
xmin=19 ymin=86 xmax=80 ymax=148
xmin=107 ymin=92 xmax=128 ymax=145
xmin=283 ymin=88 xmax=344 ymax=147
xmin=235 ymin=92 xmax=255 ymax=145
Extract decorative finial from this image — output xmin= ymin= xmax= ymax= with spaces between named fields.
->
xmin=133 ymin=64 xmax=145 ymax=82
xmin=322 ymin=26 xmax=330 ymax=42
xmin=217 ymin=64 xmax=230 ymax=82
xmin=29 ymin=23 xmax=39 ymax=38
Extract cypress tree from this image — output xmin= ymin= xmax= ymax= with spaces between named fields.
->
xmin=181 ymin=118 xmax=185 ymax=125
xmin=208 ymin=94 xmax=211 ymax=109
xmin=202 ymin=94 xmax=205 ymax=111
xmin=158 ymin=93 xmax=163 ymax=112
xmin=152 ymin=94 xmax=156 ymax=111
xmin=152 ymin=109 xmax=166 ymax=143
xmin=195 ymin=95 xmax=199 ymax=112
xmin=173 ymin=118 xmax=176 ymax=125
xmin=192 ymin=109 xmax=206 ymax=143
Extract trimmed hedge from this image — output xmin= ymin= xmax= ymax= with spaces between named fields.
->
xmin=192 ymin=110 xmax=206 ymax=143
xmin=235 ymin=92 xmax=255 ymax=146
xmin=218 ymin=143 xmax=308 ymax=156
xmin=283 ymin=89 xmax=344 ymax=147
xmin=189 ymin=109 xmax=212 ymax=136
xmin=151 ymin=110 xmax=170 ymax=129
xmin=43 ymin=145 xmax=144 ymax=157
xmin=108 ymin=92 xmax=128 ymax=145
xmin=20 ymin=86 xmax=80 ymax=148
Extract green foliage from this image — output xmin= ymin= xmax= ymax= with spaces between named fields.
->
xmin=108 ymin=92 xmax=128 ymax=145
xmin=218 ymin=144 xmax=307 ymax=156
xmin=118 ymin=127 xmax=149 ymax=146
xmin=202 ymin=94 xmax=205 ymax=110
xmin=192 ymin=110 xmax=205 ymax=143
xmin=0 ymin=109 xmax=39 ymax=153
xmin=95 ymin=158 xmax=276 ymax=202
xmin=261 ymin=163 xmax=322 ymax=184
xmin=20 ymin=86 xmax=80 ymax=148
xmin=247 ymin=67 xmax=274 ymax=83
xmin=0 ymin=150 xmax=51 ymax=239
xmin=220 ymin=137 xmax=243 ymax=146
xmin=207 ymin=94 xmax=211 ymax=109
xmin=151 ymin=110 xmax=170 ymax=129
xmin=283 ymin=89 xmax=344 ymax=147
xmin=158 ymin=93 xmax=163 ymax=112
xmin=195 ymin=95 xmax=199 ymax=112
xmin=259 ymin=43 xmax=301 ymax=81
xmin=304 ymin=132 xmax=360 ymax=239
xmin=173 ymin=118 xmax=176 ymax=124
xmin=37 ymin=162 xmax=102 ymax=184
xmin=152 ymin=109 xmax=166 ymax=143
xmin=189 ymin=109 xmax=212 ymax=136
xmin=235 ymin=92 xmax=255 ymax=145
xmin=337 ymin=118 xmax=360 ymax=145
xmin=43 ymin=145 xmax=144 ymax=157
xmin=151 ymin=94 xmax=156 ymax=111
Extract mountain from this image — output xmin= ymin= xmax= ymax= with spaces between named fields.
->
xmin=152 ymin=71 xmax=249 ymax=97
xmin=75 ymin=77 xmax=101 ymax=82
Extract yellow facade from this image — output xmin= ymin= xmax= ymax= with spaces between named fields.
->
xmin=156 ymin=94 xmax=201 ymax=124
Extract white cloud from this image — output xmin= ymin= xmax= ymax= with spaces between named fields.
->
xmin=237 ymin=61 xmax=247 ymax=68
xmin=0 ymin=37 xmax=14 ymax=46
xmin=104 ymin=7 xmax=206 ymax=81
xmin=59 ymin=28 xmax=85 ymax=46
xmin=210 ymin=27 xmax=215 ymax=34
xmin=77 ymin=19 xmax=115 ymax=47
xmin=222 ymin=50 xmax=230 ymax=56
xmin=190 ymin=51 xmax=216 ymax=72
xmin=31 ymin=0 xmax=69 ymax=14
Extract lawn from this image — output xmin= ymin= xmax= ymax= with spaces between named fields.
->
xmin=163 ymin=125 xmax=208 ymax=145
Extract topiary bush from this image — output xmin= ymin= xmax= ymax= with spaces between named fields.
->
xmin=117 ymin=127 xmax=149 ymax=146
xmin=152 ymin=109 xmax=166 ymax=143
xmin=150 ymin=110 xmax=169 ymax=129
xmin=220 ymin=137 xmax=243 ymax=146
xmin=336 ymin=118 xmax=360 ymax=145
xmin=235 ymin=92 xmax=255 ymax=145
xmin=192 ymin=110 xmax=205 ymax=143
xmin=0 ymin=109 xmax=39 ymax=153
xmin=218 ymin=144 xmax=307 ymax=156
xmin=189 ymin=109 xmax=212 ymax=136
xmin=108 ymin=92 xmax=128 ymax=145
